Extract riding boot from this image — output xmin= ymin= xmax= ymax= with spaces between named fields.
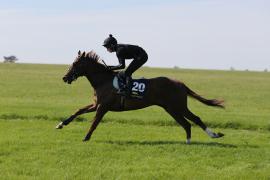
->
xmin=117 ymin=71 xmax=128 ymax=96
xmin=125 ymin=76 xmax=132 ymax=97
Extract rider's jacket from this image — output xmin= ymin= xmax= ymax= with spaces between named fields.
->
xmin=110 ymin=44 xmax=148 ymax=71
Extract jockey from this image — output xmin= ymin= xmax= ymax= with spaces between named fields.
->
xmin=103 ymin=34 xmax=148 ymax=95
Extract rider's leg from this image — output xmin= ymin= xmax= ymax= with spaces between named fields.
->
xmin=117 ymin=54 xmax=147 ymax=95
xmin=116 ymin=71 xmax=128 ymax=94
xmin=125 ymin=55 xmax=148 ymax=78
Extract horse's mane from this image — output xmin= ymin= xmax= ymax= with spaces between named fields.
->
xmin=85 ymin=51 xmax=101 ymax=63
xmin=81 ymin=50 xmax=113 ymax=74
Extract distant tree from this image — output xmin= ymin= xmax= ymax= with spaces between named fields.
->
xmin=230 ymin=67 xmax=235 ymax=71
xmin=264 ymin=69 xmax=268 ymax=72
xmin=3 ymin=56 xmax=18 ymax=63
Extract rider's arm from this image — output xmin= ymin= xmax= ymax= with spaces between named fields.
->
xmin=109 ymin=57 xmax=125 ymax=70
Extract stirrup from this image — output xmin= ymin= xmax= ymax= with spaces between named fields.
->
xmin=117 ymin=88 xmax=130 ymax=97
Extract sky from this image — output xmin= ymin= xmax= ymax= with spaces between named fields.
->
xmin=0 ymin=0 xmax=269 ymax=70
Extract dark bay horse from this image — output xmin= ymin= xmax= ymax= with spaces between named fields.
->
xmin=56 ymin=51 xmax=224 ymax=144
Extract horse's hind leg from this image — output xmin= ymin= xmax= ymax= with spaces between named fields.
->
xmin=183 ymin=108 xmax=224 ymax=138
xmin=165 ymin=108 xmax=192 ymax=144
xmin=56 ymin=104 xmax=97 ymax=129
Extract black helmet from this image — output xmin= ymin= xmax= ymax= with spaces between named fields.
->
xmin=103 ymin=34 xmax=117 ymax=47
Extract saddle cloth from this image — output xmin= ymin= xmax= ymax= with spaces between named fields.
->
xmin=113 ymin=76 xmax=148 ymax=99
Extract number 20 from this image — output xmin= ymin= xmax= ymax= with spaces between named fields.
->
xmin=132 ymin=82 xmax=145 ymax=92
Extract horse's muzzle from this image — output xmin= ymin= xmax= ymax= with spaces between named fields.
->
xmin=63 ymin=76 xmax=72 ymax=84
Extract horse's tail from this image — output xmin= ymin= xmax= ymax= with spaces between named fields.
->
xmin=185 ymin=85 xmax=225 ymax=108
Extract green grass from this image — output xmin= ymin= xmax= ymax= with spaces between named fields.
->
xmin=0 ymin=63 xmax=270 ymax=179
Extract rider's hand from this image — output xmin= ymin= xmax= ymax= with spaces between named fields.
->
xmin=107 ymin=66 xmax=113 ymax=70
xmin=118 ymin=70 xmax=126 ymax=77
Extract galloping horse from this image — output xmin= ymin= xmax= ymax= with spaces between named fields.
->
xmin=56 ymin=51 xmax=224 ymax=144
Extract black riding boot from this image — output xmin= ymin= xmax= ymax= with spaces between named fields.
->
xmin=117 ymin=71 xmax=129 ymax=96
xmin=125 ymin=76 xmax=132 ymax=97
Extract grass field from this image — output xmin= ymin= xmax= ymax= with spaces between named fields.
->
xmin=0 ymin=63 xmax=269 ymax=179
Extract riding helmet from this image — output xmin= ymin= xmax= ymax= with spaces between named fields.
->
xmin=103 ymin=34 xmax=117 ymax=47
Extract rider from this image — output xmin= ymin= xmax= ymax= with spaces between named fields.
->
xmin=103 ymin=34 xmax=148 ymax=95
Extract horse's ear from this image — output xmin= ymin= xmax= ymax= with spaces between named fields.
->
xmin=78 ymin=50 xmax=81 ymax=55
xmin=82 ymin=51 xmax=86 ymax=57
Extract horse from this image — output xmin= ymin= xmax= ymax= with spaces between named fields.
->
xmin=56 ymin=50 xmax=225 ymax=144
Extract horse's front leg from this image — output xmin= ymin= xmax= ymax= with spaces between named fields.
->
xmin=56 ymin=104 xmax=97 ymax=129
xmin=83 ymin=104 xmax=108 ymax=142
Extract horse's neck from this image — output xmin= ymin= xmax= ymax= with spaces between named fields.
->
xmin=85 ymin=72 xmax=113 ymax=90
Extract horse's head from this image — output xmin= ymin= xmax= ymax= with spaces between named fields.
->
xmin=63 ymin=51 xmax=90 ymax=84
xmin=63 ymin=50 xmax=110 ymax=84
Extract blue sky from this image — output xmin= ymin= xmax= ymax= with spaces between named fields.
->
xmin=0 ymin=0 xmax=180 ymax=9
xmin=1 ymin=0 xmax=269 ymax=70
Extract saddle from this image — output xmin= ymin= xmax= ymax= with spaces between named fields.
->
xmin=113 ymin=76 xmax=148 ymax=99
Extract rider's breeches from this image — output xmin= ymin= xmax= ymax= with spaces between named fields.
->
xmin=125 ymin=53 xmax=148 ymax=77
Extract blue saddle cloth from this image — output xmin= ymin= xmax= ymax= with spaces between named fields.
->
xmin=113 ymin=76 xmax=148 ymax=99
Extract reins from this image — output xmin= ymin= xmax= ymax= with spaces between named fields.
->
xmin=100 ymin=59 xmax=109 ymax=70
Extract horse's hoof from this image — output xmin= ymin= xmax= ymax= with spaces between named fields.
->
xmin=217 ymin=132 xmax=224 ymax=137
xmin=186 ymin=139 xmax=191 ymax=144
xmin=83 ymin=136 xmax=90 ymax=142
xmin=56 ymin=122 xmax=64 ymax=129
xmin=212 ymin=132 xmax=224 ymax=138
